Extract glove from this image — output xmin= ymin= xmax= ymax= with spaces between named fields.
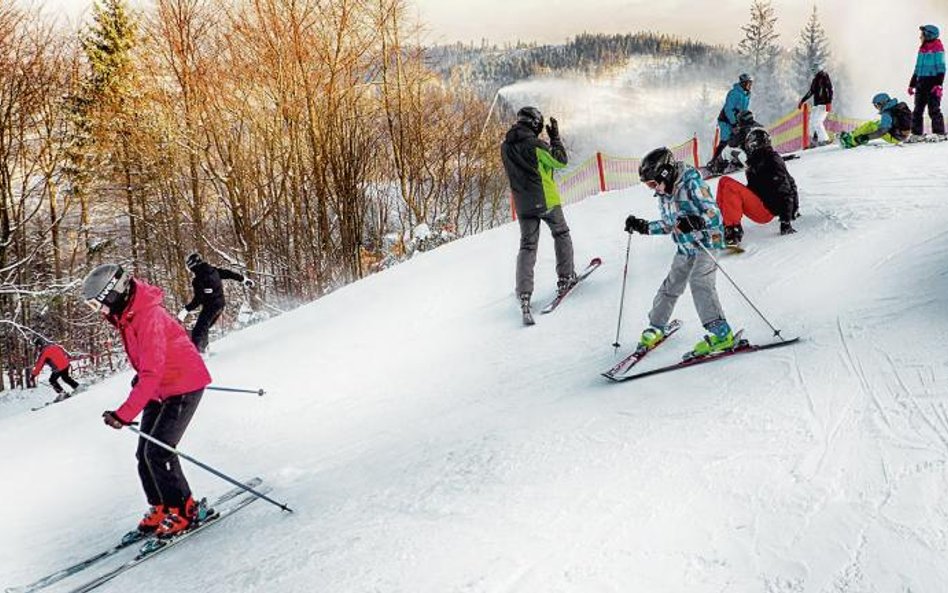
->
xmin=934 ymin=85 xmax=943 ymax=98
xmin=780 ymin=221 xmax=797 ymax=235
xmin=853 ymin=134 xmax=869 ymax=145
xmin=102 ymin=411 xmax=127 ymax=429
xmin=242 ymin=278 xmax=255 ymax=289
xmin=624 ymin=215 xmax=650 ymax=235
xmin=675 ymin=214 xmax=706 ymax=234
xmin=545 ymin=117 xmax=559 ymax=139
xmin=176 ymin=308 xmax=188 ymax=322
xmin=131 ymin=374 xmax=138 ymax=388
xmin=908 ymin=87 xmax=915 ymax=96
xmin=797 ymin=101 xmax=804 ymax=110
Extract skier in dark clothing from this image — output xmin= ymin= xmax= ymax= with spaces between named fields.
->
xmin=82 ymin=263 xmax=212 ymax=539
xmin=30 ymin=340 xmax=81 ymax=401
xmin=715 ymin=128 xmax=799 ymax=246
xmin=178 ymin=253 xmax=255 ymax=353
xmin=798 ymin=67 xmax=834 ymax=146
xmin=500 ymin=106 xmax=576 ymax=318
xmin=907 ymin=24 xmax=946 ymax=141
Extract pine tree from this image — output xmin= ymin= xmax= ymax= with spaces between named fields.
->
xmin=792 ymin=6 xmax=831 ymax=96
xmin=737 ymin=0 xmax=789 ymax=122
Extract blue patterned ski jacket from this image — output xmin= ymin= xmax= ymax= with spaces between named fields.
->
xmin=646 ymin=163 xmax=725 ymax=256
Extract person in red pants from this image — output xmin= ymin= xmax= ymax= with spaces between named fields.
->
xmin=715 ymin=128 xmax=799 ymax=246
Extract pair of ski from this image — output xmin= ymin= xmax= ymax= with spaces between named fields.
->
xmin=523 ymin=257 xmax=602 ymax=326
xmin=602 ymin=319 xmax=799 ymax=382
xmin=7 ymin=478 xmax=266 ymax=593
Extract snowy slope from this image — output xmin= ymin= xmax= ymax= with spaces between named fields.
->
xmin=3 ymin=142 xmax=948 ymax=593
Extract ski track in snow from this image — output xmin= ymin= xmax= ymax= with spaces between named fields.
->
xmin=3 ymin=143 xmax=948 ymax=592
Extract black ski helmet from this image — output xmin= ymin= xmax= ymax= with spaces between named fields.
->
xmin=81 ymin=263 xmax=132 ymax=315
xmin=516 ymin=106 xmax=544 ymax=134
xmin=186 ymin=252 xmax=203 ymax=270
xmin=744 ymin=127 xmax=772 ymax=154
xmin=638 ymin=147 xmax=677 ymax=188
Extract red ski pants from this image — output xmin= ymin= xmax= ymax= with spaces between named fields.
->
xmin=716 ymin=176 xmax=774 ymax=226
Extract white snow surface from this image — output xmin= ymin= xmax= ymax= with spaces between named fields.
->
xmin=3 ymin=142 xmax=948 ymax=592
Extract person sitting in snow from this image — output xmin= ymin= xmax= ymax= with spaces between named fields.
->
xmin=839 ymin=93 xmax=912 ymax=148
xmin=30 ymin=338 xmax=81 ymax=402
xmin=82 ymin=263 xmax=211 ymax=539
xmin=624 ymin=147 xmax=737 ymax=358
xmin=707 ymin=74 xmax=753 ymax=174
xmin=500 ymin=106 xmax=577 ymax=317
xmin=716 ymin=128 xmax=800 ymax=246
xmin=907 ymin=24 xmax=946 ymax=142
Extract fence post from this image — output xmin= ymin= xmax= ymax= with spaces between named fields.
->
xmin=802 ymin=103 xmax=810 ymax=150
xmin=691 ymin=135 xmax=700 ymax=167
xmin=712 ymin=127 xmax=720 ymax=155
xmin=595 ymin=152 xmax=607 ymax=192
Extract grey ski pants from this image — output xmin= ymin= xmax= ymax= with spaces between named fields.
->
xmin=516 ymin=206 xmax=575 ymax=296
xmin=648 ymin=251 xmax=726 ymax=329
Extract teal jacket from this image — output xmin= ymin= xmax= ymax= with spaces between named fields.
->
xmin=646 ymin=164 xmax=725 ymax=256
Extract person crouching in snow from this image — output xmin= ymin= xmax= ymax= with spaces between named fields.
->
xmin=715 ymin=128 xmax=800 ymax=246
xmin=840 ymin=93 xmax=912 ymax=148
xmin=624 ymin=147 xmax=737 ymax=358
xmin=81 ymin=263 xmax=211 ymax=539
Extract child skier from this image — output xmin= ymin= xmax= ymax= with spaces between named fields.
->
xmin=907 ymin=24 xmax=945 ymax=142
xmin=839 ymin=93 xmax=912 ymax=148
xmin=716 ymin=128 xmax=800 ymax=245
xmin=82 ymin=263 xmax=212 ymax=538
xmin=30 ymin=339 xmax=81 ymax=401
xmin=624 ymin=147 xmax=736 ymax=358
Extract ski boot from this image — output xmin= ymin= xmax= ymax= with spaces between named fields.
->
xmin=519 ymin=292 xmax=534 ymax=326
xmin=687 ymin=320 xmax=735 ymax=359
xmin=155 ymin=496 xmax=201 ymax=539
xmin=838 ymin=131 xmax=857 ymax=149
xmin=137 ymin=504 xmax=166 ymax=534
xmin=904 ymin=133 xmax=927 ymax=144
xmin=638 ymin=326 xmax=666 ymax=351
xmin=556 ymin=273 xmax=578 ymax=298
xmin=724 ymin=224 xmax=743 ymax=247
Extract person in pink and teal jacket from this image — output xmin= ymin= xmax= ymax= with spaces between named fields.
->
xmin=908 ymin=24 xmax=946 ymax=140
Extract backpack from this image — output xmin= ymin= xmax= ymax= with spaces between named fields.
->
xmin=890 ymin=102 xmax=912 ymax=131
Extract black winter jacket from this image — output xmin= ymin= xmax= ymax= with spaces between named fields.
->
xmin=500 ymin=122 xmax=568 ymax=218
xmin=800 ymin=70 xmax=834 ymax=106
xmin=745 ymin=147 xmax=799 ymax=224
xmin=184 ymin=262 xmax=245 ymax=311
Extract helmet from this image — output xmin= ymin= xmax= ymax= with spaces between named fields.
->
xmin=81 ymin=263 xmax=132 ymax=315
xmin=186 ymin=252 xmax=203 ymax=270
xmin=921 ymin=24 xmax=940 ymax=41
xmin=744 ymin=127 xmax=772 ymax=154
xmin=871 ymin=92 xmax=891 ymax=110
xmin=738 ymin=73 xmax=754 ymax=85
xmin=638 ymin=147 xmax=677 ymax=188
xmin=516 ymin=106 xmax=544 ymax=134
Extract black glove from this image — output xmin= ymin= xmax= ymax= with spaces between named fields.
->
xmin=545 ymin=117 xmax=559 ymax=139
xmin=676 ymin=214 xmax=706 ymax=233
xmin=854 ymin=134 xmax=869 ymax=145
xmin=102 ymin=410 xmax=128 ymax=429
xmin=780 ymin=221 xmax=797 ymax=235
xmin=131 ymin=374 xmax=138 ymax=388
xmin=624 ymin=215 xmax=649 ymax=235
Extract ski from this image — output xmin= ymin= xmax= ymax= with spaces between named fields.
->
xmin=604 ymin=337 xmax=800 ymax=383
xmin=540 ymin=257 xmax=603 ymax=314
xmin=65 ymin=487 xmax=268 ymax=593
xmin=6 ymin=478 xmax=262 ymax=593
xmin=723 ymin=245 xmax=746 ymax=255
xmin=602 ymin=319 xmax=682 ymax=379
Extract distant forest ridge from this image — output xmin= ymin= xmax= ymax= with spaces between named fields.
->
xmin=426 ymin=31 xmax=735 ymax=94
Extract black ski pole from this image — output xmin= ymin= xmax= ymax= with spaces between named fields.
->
xmin=612 ymin=233 xmax=633 ymax=353
xmin=694 ymin=240 xmax=784 ymax=340
xmin=207 ymin=385 xmax=265 ymax=396
xmin=127 ymin=426 xmax=293 ymax=513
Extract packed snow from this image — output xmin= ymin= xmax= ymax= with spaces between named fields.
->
xmin=3 ymin=141 xmax=948 ymax=592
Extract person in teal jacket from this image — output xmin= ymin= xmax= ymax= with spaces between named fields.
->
xmin=708 ymin=74 xmax=753 ymax=173
xmin=840 ymin=93 xmax=913 ymax=147
xmin=500 ymin=106 xmax=576 ymax=314
xmin=908 ymin=24 xmax=946 ymax=139
xmin=624 ymin=147 xmax=735 ymax=358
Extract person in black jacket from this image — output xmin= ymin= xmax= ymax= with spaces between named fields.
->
xmin=798 ymin=67 xmax=834 ymax=146
xmin=178 ymin=253 xmax=254 ymax=353
xmin=714 ymin=128 xmax=799 ymax=246
xmin=500 ymin=106 xmax=576 ymax=316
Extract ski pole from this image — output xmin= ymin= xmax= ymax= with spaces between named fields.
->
xmin=127 ymin=426 xmax=293 ymax=513
xmin=612 ymin=233 xmax=633 ymax=353
xmin=694 ymin=240 xmax=784 ymax=340
xmin=207 ymin=385 xmax=265 ymax=396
